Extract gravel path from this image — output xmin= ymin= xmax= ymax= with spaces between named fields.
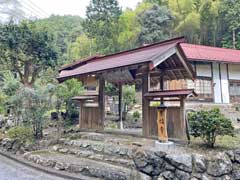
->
xmin=0 ymin=154 xmax=69 ymax=180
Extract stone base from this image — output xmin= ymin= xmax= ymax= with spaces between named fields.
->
xmin=154 ymin=141 xmax=175 ymax=151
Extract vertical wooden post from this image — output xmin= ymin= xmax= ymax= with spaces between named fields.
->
xmin=79 ymin=100 xmax=83 ymax=128
xmin=98 ymin=76 xmax=105 ymax=130
xmin=179 ymin=97 xmax=187 ymax=140
xmin=142 ymin=71 xmax=150 ymax=137
xmin=118 ymin=83 xmax=123 ymax=129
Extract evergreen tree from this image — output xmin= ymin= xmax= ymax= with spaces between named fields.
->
xmin=220 ymin=0 xmax=240 ymax=49
xmin=138 ymin=4 xmax=173 ymax=44
xmin=84 ymin=0 xmax=122 ymax=54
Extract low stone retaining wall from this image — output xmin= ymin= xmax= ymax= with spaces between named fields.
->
xmin=22 ymin=152 xmax=150 ymax=180
xmin=1 ymin=138 xmax=240 ymax=179
xmin=0 ymin=138 xmax=38 ymax=154
xmin=62 ymin=139 xmax=133 ymax=158
xmin=133 ymin=149 xmax=240 ymax=180
xmin=53 ymin=145 xmax=134 ymax=168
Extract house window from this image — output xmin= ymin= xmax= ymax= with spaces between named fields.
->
xmin=187 ymin=78 xmax=213 ymax=101
xmin=230 ymin=81 xmax=240 ymax=96
xmin=229 ymin=80 xmax=240 ymax=103
xmin=187 ymin=78 xmax=212 ymax=94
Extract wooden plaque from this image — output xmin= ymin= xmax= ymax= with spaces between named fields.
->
xmin=157 ymin=108 xmax=168 ymax=142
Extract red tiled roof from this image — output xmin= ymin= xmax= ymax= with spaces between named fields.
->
xmin=58 ymin=37 xmax=188 ymax=81
xmin=180 ymin=43 xmax=240 ymax=63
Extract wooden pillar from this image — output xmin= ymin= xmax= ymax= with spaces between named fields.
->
xmin=98 ymin=76 xmax=105 ymax=130
xmin=142 ymin=71 xmax=150 ymax=137
xmin=79 ymin=100 xmax=84 ymax=128
xmin=179 ymin=97 xmax=187 ymax=140
xmin=118 ymin=84 xmax=123 ymax=129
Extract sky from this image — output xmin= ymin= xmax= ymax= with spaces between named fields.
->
xmin=28 ymin=0 xmax=142 ymax=18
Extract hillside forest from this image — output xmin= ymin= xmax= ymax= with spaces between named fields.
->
xmin=0 ymin=0 xmax=240 ymax=138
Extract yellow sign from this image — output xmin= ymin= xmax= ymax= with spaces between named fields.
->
xmin=157 ymin=108 xmax=168 ymax=142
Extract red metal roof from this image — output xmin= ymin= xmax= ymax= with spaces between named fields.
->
xmin=59 ymin=55 xmax=102 ymax=71
xmin=180 ymin=43 xmax=240 ymax=63
xmin=58 ymin=37 xmax=188 ymax=81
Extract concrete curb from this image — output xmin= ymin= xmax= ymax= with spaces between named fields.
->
xmin=0 ymin=150 xmax=98 ymax=180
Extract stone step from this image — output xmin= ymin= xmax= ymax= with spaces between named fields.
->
xmin=52 ymin=145 xmax=135 ymax=168
xmin=59 ymin=139 xmax=136 ymax=159
xmin=64 ymin=132 xmax=152 ymax=147
xmin=23 ymin=151 xmax=150 ymax=180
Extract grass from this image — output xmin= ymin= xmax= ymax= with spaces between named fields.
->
xmin=188 ymin=134 xmax=240 ymax=153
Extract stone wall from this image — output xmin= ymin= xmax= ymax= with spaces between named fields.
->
xmin=0 ymin=138 xmax=39 ymax=154
xmin=133 ymin=148 xmax=240 ymax=180
xmin=1 ymin=137 xmax=240 ymax=180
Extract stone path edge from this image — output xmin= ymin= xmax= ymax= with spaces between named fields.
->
xmin=0 ymin=150 xmax=97 ymax=180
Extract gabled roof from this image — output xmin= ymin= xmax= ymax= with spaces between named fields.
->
xmin=180 ymin=43 xmax=240 ymax=64
xmin=58 ymin=37 xmax=195 ymax=82
xmin=59 ymin=55 xmax=102 ymax=71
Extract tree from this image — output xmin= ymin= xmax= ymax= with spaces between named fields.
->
xmin=0 ymin=71 xmax=20 ymax=114
xmin=84 ymin=0 xmax=122 ymax=54
xmin=9 ymin=86 xmax=50 ymax=139
xmin=144 ymin=0 xmax=168 ymax=6
xmin=117 ymin=9 xmax=141 ymax=51
xmin=199 ymin=0 xmax=221 ymax=46
xmin=168 ymin=0 xmax=202 ymax=43
xmin=0 ymin=21 xmax=57 ymax=87
xmin=68 ymin=34 xmax=97 ymax=61
xmin=138 ymin=4 xmax=173 ymax=44
xmin=117 ymin=1 xmax=153 ymax=50
xmin=55 ymin=79 xmax=84 ymax=125
xmin=188 ymin=108 xmax=234 ymax=148
xmin=220 ymin=0 xmax=240 ymax=49
xmin=35 ymin=15 xmax=84 ymax=65
xmin=122 ymin=85 xmax=136 ymax=120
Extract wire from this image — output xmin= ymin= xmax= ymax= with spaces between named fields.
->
xmin=24 ymin=0 xmax=49 ymax=17
xmin=20 ymin=2 xmax=43 ymax=18
xmin=0 ymin=0 xmax=49 ymax=21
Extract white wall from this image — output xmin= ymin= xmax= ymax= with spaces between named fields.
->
xmin=228 ymin=64 xmax=240 ymax=80
xmin=220 ymin=64 xmax=230 ymax=103
xmin=196 ymin=64 xmax=212 ymax=77
xmin=212 ymin=63 xmax=222 ymax=103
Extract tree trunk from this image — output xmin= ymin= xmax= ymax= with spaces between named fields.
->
xmin=233 ymin=29 xmax=236 ymax=49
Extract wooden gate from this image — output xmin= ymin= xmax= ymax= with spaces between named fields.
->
xmin=148 ymin=106 xmax=186 ymax=139
xmin=79 ymin=103 xmax=102 ymax=130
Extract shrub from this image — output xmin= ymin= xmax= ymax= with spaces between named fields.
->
xmin=133 ymin=111 xmax=140 ymax=120
xmin=188 ymin=108 xmax=234 ymax=148
xmin=7 ymin=126 xmax=33 ymax=144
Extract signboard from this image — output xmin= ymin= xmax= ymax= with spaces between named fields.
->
xmin=157 ymin=108 xmax=168 ymax=142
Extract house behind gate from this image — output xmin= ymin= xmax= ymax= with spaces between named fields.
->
xmin=168 ymin=43 xmax=240 ymax=104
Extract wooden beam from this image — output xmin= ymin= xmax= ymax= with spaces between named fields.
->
xmin=98 ymin=76 xmax=105 ymax=130
xmin=142 ymin=71 xmax=150 ymax=137
xmin=179 ymin=97 xmax=187 ymax=140
xmin=151 ymin=47 xmax=176 ymax=68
